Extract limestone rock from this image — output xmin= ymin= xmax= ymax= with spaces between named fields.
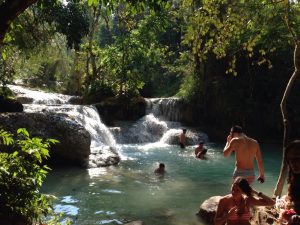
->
xmin=94 ymin=97 xmax=146 ymax=124
xmin=0 ymin=112 xmax=91 ymax=166
xmin=197 ymin=196 xmax=222 ymax=224
xmin=0 ymin=96 xmax=23 ymax=112
xmin=251 ymin=206 xmax=279 ymax=225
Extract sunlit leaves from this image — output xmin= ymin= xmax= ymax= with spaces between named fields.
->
xmin=0 ymin=128 xmax=13 ymax=145
xmin=0 ymin=128 xmax=59 ymax=223
xmin=88 ymin=0 xmax=98 ymax=6
xmin=182 ymin=0 xmax=282 ymax=75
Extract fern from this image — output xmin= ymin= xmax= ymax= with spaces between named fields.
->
xmin=0 ymin=128 xmax=13 ymax=146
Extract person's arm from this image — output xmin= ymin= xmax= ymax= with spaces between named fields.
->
xmin=223 ymin=136 xmax=236 ymax=157
xmin=247 ymin=189 xmax=275 ymax=207
xmin=214 ymin=198 xmax=229 ymax=225
xmin=255 ymin=143 xmax=265 ymax=182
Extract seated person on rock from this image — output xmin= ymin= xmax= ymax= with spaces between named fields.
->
xmin=214 ymin=177 xmax=274 ymax=225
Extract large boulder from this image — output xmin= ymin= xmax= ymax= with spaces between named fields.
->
xmin=197 ymin=196 xmax=222 ymax=224
xmin=0 ymin=113 xmax=91 ymax=166
xmin=94 ymin=97 xmax=147 ymax=125
xmin=0 ymin=96 xmax=23 ymax=112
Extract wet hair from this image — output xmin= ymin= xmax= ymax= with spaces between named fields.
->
xmin=159 ymin=163 xmax=165 ymax=168
xmin=234 ymin=177 xmax=252 ymax=197
xmin=183 ymin=129 xmax=187 ymax=133
xmin=231 ymin=125 xmax=243 ymax=134
xmin=199 ymin=141 xmax=204 ymax=145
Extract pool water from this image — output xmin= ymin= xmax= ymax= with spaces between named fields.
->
xmin=42 ymin=142 xmax=284 ymax=225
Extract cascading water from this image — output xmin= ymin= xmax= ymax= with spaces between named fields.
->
xmin=8 ymin=84 xmax=73 ymax=104
xmin=111 ymin=98 xmax=208 ymax=145
xmin=24 ymin=104 xmax=116 ymax=149
xmin=9 ymin=85 xmax=118 ymax=167
xmin=145 ymin=98 xmax=182 ymax=121
xmin=9 ymin=84 xmax=209 ymax=165
xmin=112 ymin=114 xmax=169 ymax=144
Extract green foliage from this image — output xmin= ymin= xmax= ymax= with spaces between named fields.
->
xmin=0 ymin=128 xmax=59 ymax=224
xmin=81 ymin=3 xmax=172 ymax=98
xmin=40 ymin=0 xmax=89 ymax=50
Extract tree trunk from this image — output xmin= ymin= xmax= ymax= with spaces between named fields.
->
xmin=85 ymin=5 xmax=101 ymax=89
xmin=274 ymin=42 xmax=300 ymax=197
xmin=0 ymin=0 xmax=38 ymax=44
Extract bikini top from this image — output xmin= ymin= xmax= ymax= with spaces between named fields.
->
xmin=227 ymin=209 xmax=251 ymax=221
xmin=227 ymin=199 xmax=252 ymax=221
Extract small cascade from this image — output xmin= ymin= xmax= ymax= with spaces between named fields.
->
xmin=9 ymin=85 xmax=118 ymax=167
xmin=112 ymin=98 xmax=209 ymax=145
xmin=24 ymin=104 xmax=116 ymax=149
xmin=146 ymin=98 xmax=182 ymax=121
xmin=159 ymin=128 xmax=209 ymax=145
xmin=112 ymin=114 xmax=168 ymax=143
xmin=8 ymin=84 xmax=74 ymax=104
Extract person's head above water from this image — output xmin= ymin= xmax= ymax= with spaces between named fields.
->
xmin=159 ymin=163 xmax=165 ymax=169
xmin=155 ymin=163 xmax=166 ymax=174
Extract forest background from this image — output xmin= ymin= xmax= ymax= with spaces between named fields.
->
xmin=1 ymin=0 xmax=300 ymax=142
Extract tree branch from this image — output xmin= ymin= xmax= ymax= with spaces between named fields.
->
xmin=0 ymin=0 xmax=38 ymax=44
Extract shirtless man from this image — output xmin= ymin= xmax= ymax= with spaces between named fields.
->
xmin=195 ymin=141 xmax=207 ymax=159
xmin=223 ymin=125 xmax=265 ymax=184
xmin=179 ymin=128 xmax=187 ymax=149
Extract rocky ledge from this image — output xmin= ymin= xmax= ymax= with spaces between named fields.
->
xmin=0 ymin=112 xmax=91 ymax=166
xmin=198 ymin=196 xmax=279 ymax=225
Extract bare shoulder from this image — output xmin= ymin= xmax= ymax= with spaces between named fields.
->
xmin=220 ymin=194 xmax=232 ymax=202
xmin=246 ymin=136 xmax=259 ymax=146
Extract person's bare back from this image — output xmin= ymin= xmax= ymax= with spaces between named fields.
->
xmin=234 ymin=135 xmax=258 ymax=170
xmin=179 ymin=128 xmax=187 ymax=148
xmin=223 ymin=125 xmax=265 ymax=184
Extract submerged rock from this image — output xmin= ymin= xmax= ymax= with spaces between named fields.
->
xmin=89 ymin=146 xmax=120 ymax=167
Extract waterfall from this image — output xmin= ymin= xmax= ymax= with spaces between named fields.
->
xmin=112 ymin=114 xmax=168 ymax=143
xmin=145 ymin=98 xmax=182 ymax=121
xmin=111 ymin=97 xmax=209 ymax=145
xmin=9 ymin=85 xmax=118 ymax=167
xmin=24 ymin=104 xmax=116 ymax=149
xmin=8 ymin=84 xmax=73 ymax=104
xmin=9 ymin=85 xmax=209 ymax=153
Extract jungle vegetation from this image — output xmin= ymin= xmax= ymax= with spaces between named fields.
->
xmin=0 ymin=0 xmax=300 ymax=206
xmin=0 ymin=0 xmax=299 ymax=140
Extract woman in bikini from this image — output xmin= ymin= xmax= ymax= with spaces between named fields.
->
xmin=214 ymin=177 xmax=275 ymax=225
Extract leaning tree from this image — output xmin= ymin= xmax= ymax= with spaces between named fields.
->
xmin=182 ymin=0 xmax=300 ymax=196
xmin=273 ymin=0 xmax=300 ymax=197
